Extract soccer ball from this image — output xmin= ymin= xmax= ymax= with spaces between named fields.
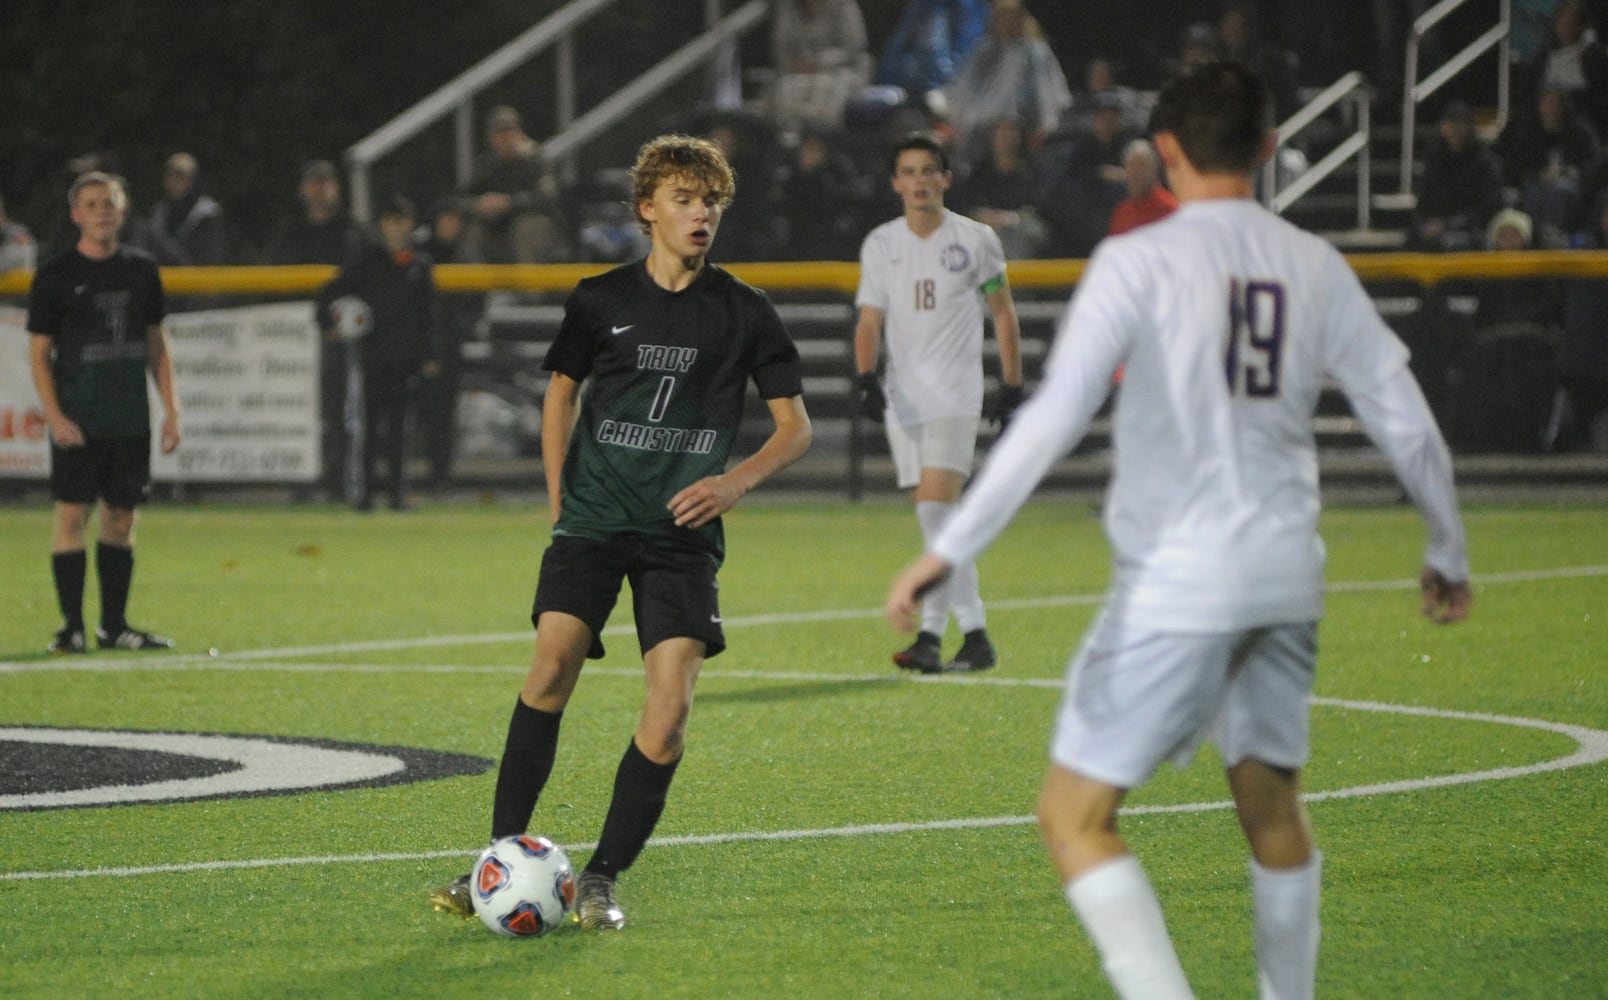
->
xmin=471 ymin=834 xmax=577 ymax=938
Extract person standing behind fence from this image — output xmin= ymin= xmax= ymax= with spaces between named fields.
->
xmin=854 ymin=131 xmax=1022 ymax=675
xmin=884 ymin=62 xmax=1471 ymax=1000
xmin=315 ymin=194 xmax=439 ymax=511
xmin=27 ymin=171 xmax=182 ymax=654
xmin=263 ymin=159 xmax=368 ymax=502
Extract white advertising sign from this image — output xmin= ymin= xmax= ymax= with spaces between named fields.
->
xmin=1 ymin=301 xmax=322 ymax=482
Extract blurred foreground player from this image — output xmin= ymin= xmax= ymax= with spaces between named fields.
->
xmin=28 ymin=172 xmax=182 ymax=653
xmin=885 ymin=63 xmax=1471 ymax=999
xmin=431 ymin=135 xmax=811 ymax=929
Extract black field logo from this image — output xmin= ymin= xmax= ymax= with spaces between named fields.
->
xmin=0 ymin=726 xmax=491 ymax=811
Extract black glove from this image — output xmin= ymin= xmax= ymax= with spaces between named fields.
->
xmin=989 ymin=383 xmax=1024 ymax=430
xmin=855 ymin=372 xmax=886 ymax=422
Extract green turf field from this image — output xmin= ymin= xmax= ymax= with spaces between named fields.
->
xmin=1 ymin=500 xmax=1604 ymax=998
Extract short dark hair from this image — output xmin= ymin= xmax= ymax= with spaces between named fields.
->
xmin=377 ymin=192 xmax=416 ymax=220
xmin=888 ymin=132 xmax=950 ymax=176
xmin=1149 ymin=60 xmax=1271 ymax=174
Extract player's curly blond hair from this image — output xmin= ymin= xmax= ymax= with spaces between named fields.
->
xmin=629 ymin=134 xmax=736 ymax=234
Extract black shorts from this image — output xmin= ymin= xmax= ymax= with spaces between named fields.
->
xmin=50 ymin=435 xmax=152 ymax=508
xmin=532 ymin=534 xmax=725 ymax=661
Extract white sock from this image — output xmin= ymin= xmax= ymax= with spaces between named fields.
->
xmin=1251 ymin=851 xmax=1321 ymax=1000
xmin=1066 ymin=855 xmax=1194 ymax=1000
xmin=915 ymin=501 xmax=954 ymax=635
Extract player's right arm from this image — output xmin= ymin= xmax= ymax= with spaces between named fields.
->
xmin=541 ymin=372 xmax=582 ymax=523
xmin=28 ymin=333 xmax=83 ymax=448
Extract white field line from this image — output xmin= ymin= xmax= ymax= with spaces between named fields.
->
xmin=4 ymin=701 xmax=1607 ymax=883
xmin=3 ymin=564 xmax=1606 ymax=882
xmin=3 ymin=564 xmax=1604 ymax=675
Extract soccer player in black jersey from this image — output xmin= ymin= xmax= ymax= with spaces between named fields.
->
xmin=27 ymin=172 xmax=182 ymax=653
xmin=432 ymin=135 xmax=812 ymax=929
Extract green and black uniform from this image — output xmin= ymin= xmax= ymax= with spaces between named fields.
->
xmin=28 ymin=245 xmax=165 ymax=440
xmin=543 ymin=259 xmax=802 ymax=565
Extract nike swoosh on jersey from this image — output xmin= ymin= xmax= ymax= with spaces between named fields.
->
xmin=611 ymin=324 xmax=634 ymax=335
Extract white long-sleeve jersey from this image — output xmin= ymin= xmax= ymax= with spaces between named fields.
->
xmin=931 ymin=199 xmax=1469 ymax=631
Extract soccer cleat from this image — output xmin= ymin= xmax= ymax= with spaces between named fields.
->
xmin=48 ymin=626 xmax=87 ymax=655
xmin=573 ymin=870 xmax=626 ymax=930
xmin=429 ymin=873 xmax=475 ymax=918
xmin=892 ymin=631 xmax=942 ymax=674
xmin=96 ymin=625 xmax=175 ymax=651
xmin=942 ymin=630 xmax=997 ymax=673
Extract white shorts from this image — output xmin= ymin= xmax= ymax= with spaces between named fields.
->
xmin=886 ymin=415 xmax=979 ymax=489
xmin=1049 ymin=609 xmax=1318 ymax=789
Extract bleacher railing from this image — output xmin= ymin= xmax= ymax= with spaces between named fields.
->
xmin=1262 ymin=71 xmax=1373 ymax=230
xmin=1396 ymin=0 xmax=1512 ymax=200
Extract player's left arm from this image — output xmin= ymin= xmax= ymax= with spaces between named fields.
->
xmin=983 ymin=277 xmax=1022 ymax=389
xmin=669 ymin=395 xmax=811 ymax=528
xmin=146 ymin=323 xmax=182 ymax=454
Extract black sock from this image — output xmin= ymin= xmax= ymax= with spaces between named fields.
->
xmin=585 ymin=739 xmax=680 ymax=880
xmin=52 ymin=550 xmax=87 ymax=630
xmin=96 ymin=543 xmax=134 ymax=633
xmin=489 ymin=699 xmax=564 ymax=840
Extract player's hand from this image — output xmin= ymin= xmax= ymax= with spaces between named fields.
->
xmin=885 ymin=553 xmax=952 ymax=632
xmin=988 ymin=383 xmax=1024 ymax=430
xmin=160 ymin=414 xmax=182 ymax=455
xmin=855 ymin=372 xmax=886 ymax=423
xmin=668 ymin=474 xmax=746 ymax=528
xmin=1420 ymin=567 xmax=1472 ymax=624
xmin=48 ymin=413 xmax=85 ymax=448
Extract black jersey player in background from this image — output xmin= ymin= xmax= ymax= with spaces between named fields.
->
xmin=27 ymin=171 xmax=182 ymax=653
xmin=431 ymin=134 xmax=812 ymax=930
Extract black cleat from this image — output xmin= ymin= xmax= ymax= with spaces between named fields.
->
xmin=942 ymin=630 xmax=997 ymax=673
xmin=96 ymin=625 xmax=175 ymax=651
xmin=893 ymin=631 xmax=943 ymax=674
xmin=48 ymin=626 xmax=86 ymax=655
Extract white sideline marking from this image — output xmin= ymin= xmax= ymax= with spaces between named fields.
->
xmin=4 ymin=564 xmax=1605 ymax=675
xmin=4 ymin=698 xmax=1607 ymax=882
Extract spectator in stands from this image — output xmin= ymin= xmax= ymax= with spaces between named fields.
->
xmin=1410 ymin=100 xmax=1505 ymax=251
xmin=1037 ymin=91 xmax=1133 ymax=256
xmin=1107 ymin=139 xmax=1179 ymax=236
xmin=769 ymin=0 xmax=873 ymax=135
xmin=940 ymin=0 xmax=1073 ymax=168
xmin=873 ymin=0 xmax=990 ymax=102
xmin=702 ymin=115 xmax=784 ymax=261
xmin=1065 ymin=57 xmax=1148 ymax=135
xmin=148 ymin=152 xmax=228 ymax=266
xmin=462 ymin=105 xmax=570 ymax=264
xmin=315 ymin=193 xmax=440 ymax=510
xmin=0 ymin=194 xmax=37 ymax=273
xmin=1497 ymin=85 xmax=1601 ymax=247
xmin=1368 ymin=1 xmax=1435 ymax=112
xmin=1217 ymin=1 xmax=1302 ymax=123
xmin=1543 ymin=188 xmax=1608 ymax=451
xmin=951 ymin=116 xmax=1047 ymax=258
xmin=1522 ymin=0 xmax=1608 ymax=133
xmin=1163 ymin=22 xmax=1223 ymax=79
xmin=261 ymin=159 xmax=364 ymax=266
xmin=778 ymin=126 xmax=868 ymax=260
xmin=1472 ymin=209 xmax=1561 ymax=328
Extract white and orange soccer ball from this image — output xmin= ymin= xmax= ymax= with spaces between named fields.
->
xmin=471 ymin=834 xmax=577 ymax=937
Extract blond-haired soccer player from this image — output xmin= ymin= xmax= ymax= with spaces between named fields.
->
xmin=432 ymin=135 xmax=811 ymax=930
xmin=27 ymin=171 xmax=182 ymax=654
xmin=855 ymin=131 xmax=1023 ymax=674
xmin=886 ymin=63 xmax=1471 ymax=998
